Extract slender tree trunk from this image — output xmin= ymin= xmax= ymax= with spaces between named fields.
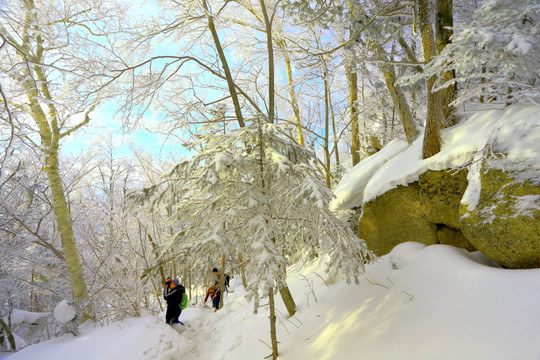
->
xmin=436 ymin=0 xmax=457 ymax=127
xmin=188 ymin=269 xmax=192 ymax=300
xmin=12 ymin=3 xmax=92 ymax=321
xmin=202 ymin=0 xmax=245 ymax=128
xmin=380 ymin=63 xmax=419 ymax=144
xmin=329 ymin=89 xmax=340 ymax=167
xmin=323 ymin=70 xmax=331 ymax=188
xmin=259 ymin=0 xmax=275 ymax=124
xmin=219 ymin=256 xmax=226 ymax=309
xmin=418 ymin=0 xmax=443 ymax=158
xmin=24 ymin=76 xmax=91 ymax=319
xmin=268 ymin=288 xmax=279 ymax=360
xmin=147 ymin=234 xmax=165 ymax=284
xmin=0 ymin=318 xmax=16 ymax=351
xmin=278 ymin=38 xmax=304 ymax=146
xmin=279 ymin=285 xmax=296 ymax=317
xmin=345 ymin=61 xmax=360 ymax=166
xmin=239 ymin=253 xmax=248 ymax=289
xmin=44 ymin=153 xmax=90 ymax=304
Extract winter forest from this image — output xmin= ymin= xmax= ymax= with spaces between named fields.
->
xmin=1 ymin=0 xmax=539 ymax=359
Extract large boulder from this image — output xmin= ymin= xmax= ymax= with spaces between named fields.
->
xmin=343 ymin=105 xmax=540 ymax=267
xmin=459 ymin=162 xmax=540 ymax=268
xmin=358 ymin=183 xmax=438 ymax=256
xmin=418 ymin=169 xmax=476 ymax=252
xmin=359 ymin=169 xmax=476 ymax=256
xmin=418 ymin=169 xmax=468 ymax=229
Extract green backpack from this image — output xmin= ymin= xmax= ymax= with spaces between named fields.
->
xmin=180 ymin=292 xmax=189 ymax=310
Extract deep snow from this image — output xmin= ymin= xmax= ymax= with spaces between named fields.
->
xmin=5 ymin=242 xmax=540 ymax=360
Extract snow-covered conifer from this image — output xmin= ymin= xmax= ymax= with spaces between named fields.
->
xmin=428 ymin=0 xmax=540 ymax=106
xmin=153 ymin=119 xmax=373 ymax=310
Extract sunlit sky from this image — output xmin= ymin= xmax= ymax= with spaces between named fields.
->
xmin=60 ymin=0 xmax=187 ymax=161
xmin=60 ymin=101 xmax=188 ymax=161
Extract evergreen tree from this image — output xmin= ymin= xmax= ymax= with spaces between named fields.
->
xmin=428 ymin=0 xmax=540 ymax=106
xmin=135 ymin=119 xmax=372 ymax=358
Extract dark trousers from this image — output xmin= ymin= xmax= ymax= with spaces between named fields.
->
xmin=166 ymin=304 xmax=181 ymax=325
xmin=212 ymin=290 xmax=221 ymax=309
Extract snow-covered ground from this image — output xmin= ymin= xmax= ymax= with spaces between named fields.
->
xmin=5 ymin=242 xmax=540 ymax=360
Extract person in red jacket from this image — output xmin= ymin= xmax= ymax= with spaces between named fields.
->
xmin=204 ymin=268 xmax=222 ymax=312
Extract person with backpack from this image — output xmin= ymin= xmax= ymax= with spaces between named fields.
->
xmin=204 ymin=268 xmax=230 ymax=312
xmin=163 ymin=277 xmax=185 ymax=325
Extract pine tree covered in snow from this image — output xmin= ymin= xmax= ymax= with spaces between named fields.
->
xmin=427 ymin=0 xmax=540 ymax=106
xmin=139 ymin=120 xmax=372 ymax=310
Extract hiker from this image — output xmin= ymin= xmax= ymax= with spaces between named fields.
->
xmin=203 ymin=268 xmax=222 ymax=312
xmin=164 ymin=277 xmax=185 ymax=325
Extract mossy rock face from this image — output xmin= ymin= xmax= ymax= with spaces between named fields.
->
xmin=437 ymin=225 xmax=476 ymax=252
xmin=459 ymin=167 xmax=540 ymax=269
xmin=358 ymin=183 xmax=438 ymax=256
xmin=418 ymin=169 xmax=469 ymax=229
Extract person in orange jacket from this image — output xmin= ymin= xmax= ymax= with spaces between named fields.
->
xmin=204 ymin=268 xmax=222 ymax=312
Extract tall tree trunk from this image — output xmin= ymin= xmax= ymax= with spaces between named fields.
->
xmin=436 ymin=0 xmax=457 ymax=127
xmin=16 ymin=21 xmax=92 ymax=318
xmin=202 ymin=0 xmax=245 ymax=128
xmin=268 ymin=288 xmax=279 ymax=359
xmin=345 ymin=61 xmax=361 ymax=166
xmin=219 ymin=256 xmax=226 ymax=309
xmin=239 ymin=253 xmax=248 ymax=289
xmin=379 ymin=62 xmax=419 ymax=144
xmin=418 ymin=0 xmax=443 ymax=158
xmin=278 ymin=38 xmax=305 ymax=146
xmin=279 ymin=285 xmax=296 ymax=317
xmin=259 ymin=0 xmax=275 ymax=124
xmin=0 ymin=318 xmax=16 ymax=351
xmin=44 ymin=148 xmax=91 ymax=308
xmin=329 ymin=89 xmax=340 ymax=167
xmin=323 ymin=70 xmax=331 ymax=188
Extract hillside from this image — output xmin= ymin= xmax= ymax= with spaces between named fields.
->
xmin=7 ymin=242 xmax=540 ymax=360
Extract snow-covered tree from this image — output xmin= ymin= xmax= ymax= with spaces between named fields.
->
xmin=428 ymin=0 xmax=540 ymax=106
xmin=135 ymin=119 xmax=372 ymax=357
xmin=0 ymin=0 xmax=129 ymax=320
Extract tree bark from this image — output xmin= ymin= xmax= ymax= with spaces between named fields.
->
xmin=329 ymin=88 xmax=340 ymax=167
xmin=15 ymin=12 xmax=92 ymax=318
xmin=268 ymin=288 xmax=279 ymax=360
xmin=278 ymin=38 xmax=305 ymax=146
xmin=0 ymin=318 xmax=16 ymax=351
xmin=279 ymin=285 xmax=296 ymax=317
xmin=259 ymin=0 xmax=275 ymax=124
xmin=436 ymin=0 xmax=457 ymax=127
xmin=219 ymin=256 xmax=226 ymax=309
xmin=345 ymin=61 xmax=361 ymax=166
xmin=418 ymin=0 xmax=443 ymax=158
xmin=379 ymin=62 xmax=419 ymax=145
xmin=323 ymin=71 xmax=331 ymax=188
xmin=202 ymin=0 xmax=245 ymax=128
xmin=239 ymin=253 xmax=248 ymax=289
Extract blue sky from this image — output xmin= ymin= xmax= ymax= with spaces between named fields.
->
xmin=60 ymin=101 xmax=190 ymax=161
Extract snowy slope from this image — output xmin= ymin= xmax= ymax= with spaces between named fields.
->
xmin=6 ymin=242 xmax=540 ymax=360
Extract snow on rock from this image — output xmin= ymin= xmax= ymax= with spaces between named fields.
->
xmin=9 ymin=309 xmax=50 ymax=325
xmin=53 ymin=300 xmax=76 ymax=323
xmin=330 ymin=139 xmax=408 ymax=211
xmin=333 ymin=104 xmax=540 ymax=209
